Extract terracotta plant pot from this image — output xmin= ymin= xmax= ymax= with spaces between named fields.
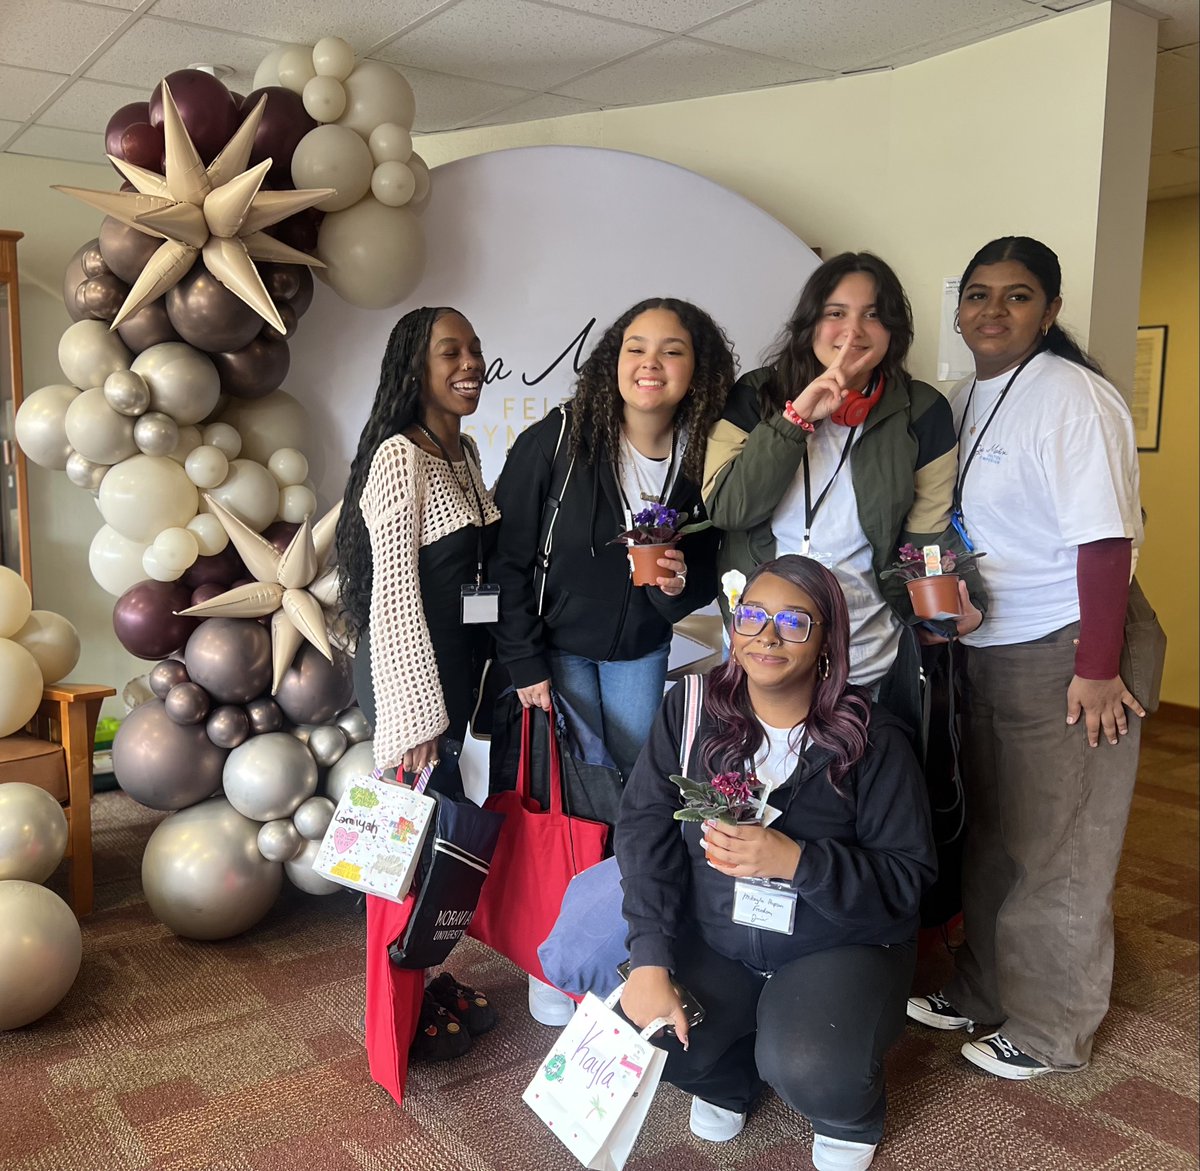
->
xmin=906 ymin=573 xmax=963 ymax=621
xmin=628 ymin=543 xmax=672 ymax=587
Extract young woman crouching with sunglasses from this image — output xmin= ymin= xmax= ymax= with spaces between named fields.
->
xmin=616 ymin=555 xmax=936 ymax=1171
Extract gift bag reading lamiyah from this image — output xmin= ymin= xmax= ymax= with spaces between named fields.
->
xmin=469 ymin=703 xmax=608 ymax=984
xmin=523 ymin=987 xmax=668 ymax=1171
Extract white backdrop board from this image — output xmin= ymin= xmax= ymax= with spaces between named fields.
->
xmin=287 ymin=144 xmax=820 ymax=497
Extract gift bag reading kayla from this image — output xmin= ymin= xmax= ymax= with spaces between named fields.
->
xmin=523 ymin=988 xmax=667 ymax=1171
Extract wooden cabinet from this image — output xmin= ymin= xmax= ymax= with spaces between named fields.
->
xmin=0 ymin=230 xmax=31 ymax=591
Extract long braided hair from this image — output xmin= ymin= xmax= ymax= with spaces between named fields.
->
xmin=568 ymin=297 xmax=736 ymax=485
xmin=335 ymin=306 xmax=456 ymax=639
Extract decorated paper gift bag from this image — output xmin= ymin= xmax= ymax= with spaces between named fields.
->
xmin=523 ymin=988 xmax=667 ymax=1171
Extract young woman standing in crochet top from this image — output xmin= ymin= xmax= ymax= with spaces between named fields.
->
xmin=336 ymin=306 xmax=501 ymax=1073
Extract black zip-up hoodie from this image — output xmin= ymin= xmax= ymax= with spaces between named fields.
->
xmin=616 ymin=682 xmax=936 ymax=975
xmin=492 ymin=407 xmax=719 ymax=688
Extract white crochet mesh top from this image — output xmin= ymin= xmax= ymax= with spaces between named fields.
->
xmin=361 ymin=433 xmax=500 ymax=770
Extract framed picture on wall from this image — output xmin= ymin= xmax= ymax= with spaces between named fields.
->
xmin=1133 ymin=324 xmax=1167 ymax=452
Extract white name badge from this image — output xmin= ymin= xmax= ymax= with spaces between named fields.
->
xmin=731 ymin=878 xmax=797 ymax=935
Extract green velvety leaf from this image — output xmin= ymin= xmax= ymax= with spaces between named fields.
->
xmin=673 ymin=808 xmax=709 ymax=821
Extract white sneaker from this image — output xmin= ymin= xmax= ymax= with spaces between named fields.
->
xmin=812 ymin=1134 xmax=877 ymax=1171
xmin=688 ymin=1096 xmax=746 ymax=1142
xmin=527 ymin=974 xmax=575 ymax=1026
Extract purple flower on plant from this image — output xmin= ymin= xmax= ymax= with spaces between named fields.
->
xmin=709 ymin=771 xmax=757 ymax=804
xmin=668 ymin=769 xmax=763 ymax=825
xmin=881 ymin=542 xmax=984 ymax=582
xmin=610 ymin=503 xmax=712 ymax=547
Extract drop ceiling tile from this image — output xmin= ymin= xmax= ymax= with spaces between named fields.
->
xmin=473 ymin=91 xmax=599 ymax=126
xmin=1153 ymin=0 xmax=1199 ymax=51
xmin=854 ymin=9 xmax=1044 ymax=71
xmin=7 ymin=123 xmax=107 ymax=164
xmin=0 ymin=120 xmax=25 ymax=148
xmin=0 ymin=66 xmax=70 ymax=122
xmin=537 ymin=0 xmax=753 ymax=34
xmin=38 ymin=77 xmax=151 ymax=133
xmin=0 ymin=0 xmax=131 ymax=75
xmin=1154 ymin=49 xmax=1199 ymax=112
xmin=76 ymin=0 xmax=143 ymax=9
xmin=84 ymin=16 xmax=273 ymax=93
xmin=1170 ymin=43 xmax=1199 ymax=61
xmin=1151 ymin=103 xmax=1199 ymax=154
xmin=389 ymin=63 xmax=535 ymax=132
xmin=148 ymin=0 xmax=449 ymax=55
xmin=557 ymin=36 xmax=826 ymax=106
xmin=376 ymin=0 xmax=665 ymax=92
xmin=694 ymin=0 xmax=1040 ymax=72
xmin=1148 ymin=149 xmax=1200 ymax=191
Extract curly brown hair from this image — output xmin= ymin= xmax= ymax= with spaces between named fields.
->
xmin=569 ymin=297 xmax=736 ymax=485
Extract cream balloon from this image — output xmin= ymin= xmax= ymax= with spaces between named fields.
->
xmin=64 ymin=387 xmax=137 ymax=465
xmin=185 ymin=444 xmax=230 ymax=489
xmin=370 ymin=160 xmax=416 ymax=208
xmin=302 ymin=75 xmax=346 ymax=123
xmin=186 ymin=512 xmax=229 ymax=556
xmin=408 ymin=152 xmax=431 ymax=213
xmin=368 ymin=121 xmax=412 ymax=164
xmin=97 ymin=454 xmax=199 ymax=542
xmin=277 ymin=45 xmax=317 ymax=94
xmin=252 ymin=44 xmax=305 ymax=91
xmin=278 ymin=483 xmax=317 ymax=524
xmin=0 ymin=639 xmax=43 ymax=737
xmin=205 ymin=458 xmax=279 ymax=532
xmin=153 ymin=526 xmax=200 ymax=575
xmin=217 ymin=391 xmax=310 ymax=465
xmin=141 ymin=546 xmax=178 ymax=582
xmin=169 ymin=424 xmax=202 ymax=465
xmin=130 ymin=343 xmax=221 ymax=426
xmin=312 ymin=35 xmax=355 ymax=81
xmin=11 ymin=610 xmax=80 ymax=685
xmin=58 ymin=319 xmax=131 ymax=390
xmin=202 ymin=422 xmax=242 ymax=459
xmin=88 ymin=525 xmax=150 ymax=597
xmin=0 ymin=566 xmax=33 ymax=639
xmin=338 ymin=60 xmax=415 ymax=139
xmin=64 ymin=450 xmax=110 ymax=492
xmin=133 ymin=411 xmax=180 ymax=458
xmin=14 ymin=384 xmax=79 ymax=470
xmin=316 ymin=197 xmax=425 ymax=309
xmin=0 ymin=881 xmax=82 ymax=1029
xmin=0 ymin=784 xmax=69 ymax=882
xmin=291 ymin=124 xmax=373 ymax=212
xmin=103 ymin=369 xmax=151 ymax=416
xmin=267 ymin=447 xmax=308 ymax=487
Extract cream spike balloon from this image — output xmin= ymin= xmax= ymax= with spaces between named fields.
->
xmin=270 ymin=610 xmax=304 ymax=694
xmin=239 ymin=188 xmax=335 ymax=236
xmin=110 ymin=240 xmax=198 ymax=328
xmin=311 ymin=498 xmax=342 ymax=565
xmin=282 ymin=589 xmax=333 ymax=661
xmin=159 ymin=80 xmax=211 ymax=206
xmin=178 ymin=580 xmax=283 ymax=619
xmin=201 ymin=237 xmax=286 ymax=335
xmin=205 ymin=95 xmax=267 ymax=189
xmin=277 ymin=519 xmax=317 ymax=589
xmin=308 ymin=567 xmax=340 ymax=608
xmin=136 ymin=201 xmax=210 ymax=248
xmin=241 ymin=231 xmax=328 ymax=268
xmin=203 ymin=159 xmax=272 ymax=238
xmin=202 ymin=494 xmax=282 ymax=582
xmin=51 ymin=185 xmax=172 ymax=230
xmin=109 ymin=156 xmax=172 ymax=200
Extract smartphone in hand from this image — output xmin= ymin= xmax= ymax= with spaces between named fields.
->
xmin=616 ymin=960 xmax=705 ymax=1030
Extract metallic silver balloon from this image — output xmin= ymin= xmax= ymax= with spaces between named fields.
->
xmin=149 ymin=658 xmax=190 ymax=699
xmin=324 ymin=739 xmax=376 ymax=804
xmin=163 ymin=680 xmax=210 ymax=725
xmin=222 ymin=731 xmax=317 ymax=821
xmin=291 ymin=795 xmax=335 ymax=840
xmin=206 ymin=704 xmax=250 ymax=749
xmin=335 ymin=705 xmax=372 ymax=744
xmin=284 ymin=838 xmax=341 ymax=895
xmin=289 ymin=723 xmax=315 ymax=745
xmin=184 ymin=618 xmax=272 ymax=705
xmin=141 ymin=798 xmax=283 ymax=940
xmin=65 ymin=449 xmax=110 ymax=492
xmin=306 ymin=724 xmax=348 ymax=768
xmin=0 ymin=784 xmax=70 ymax=883
xmin=113 ymin=699 xmax=228 ymax=811
xmin=246 ymin=696 xmax=284 ymax=735
xmin=133 ymin=410 xmax=180 ymax=458
xmin=103 ymin=369 xmax=151 ymax=416
xmin=274 ymin=644 xmax=354 ymax=726
xmin=257 ymin=817 xmax=303 ymax=862
xmin=0 ymin=881 xmax=82 ymax=1028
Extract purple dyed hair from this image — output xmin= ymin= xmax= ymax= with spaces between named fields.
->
xmin=701 ymin=555 xmax=872 ymax=791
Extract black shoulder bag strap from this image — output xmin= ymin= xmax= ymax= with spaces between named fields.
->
xmin=533 ymin=405 xmax=577 ymax=616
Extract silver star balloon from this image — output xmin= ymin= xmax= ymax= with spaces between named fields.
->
xmin=179 ymin=495 xmax=343 ymax=693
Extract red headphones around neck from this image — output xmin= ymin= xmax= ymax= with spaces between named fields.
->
xmin=830 ymin=372 xmax=885 ymax=427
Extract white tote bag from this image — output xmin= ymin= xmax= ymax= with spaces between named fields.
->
xmin=523 ymin=987 xmax=668 ymax=1171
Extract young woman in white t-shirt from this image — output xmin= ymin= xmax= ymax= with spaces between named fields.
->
xmin=906 ymin=236 xmax=1157 ymax=1081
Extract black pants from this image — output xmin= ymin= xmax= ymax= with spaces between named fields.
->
xmin=657 ymin=933 xmax=916 ymax=1145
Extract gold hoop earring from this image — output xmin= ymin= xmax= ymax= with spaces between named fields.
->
xmin=953 ymin=312 xmax=962 ymax=336
xmin=1041 ymin=323 xmax=1051 ymax=337
xmin=817 ymin=651 xmax=831 ymax=681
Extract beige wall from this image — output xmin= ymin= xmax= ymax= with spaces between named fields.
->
xmin=1137 ymin=196 xmax=1199 ymax=709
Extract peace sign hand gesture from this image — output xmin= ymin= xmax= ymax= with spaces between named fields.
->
xmin=789 ymin=330 xmax=878 ymax=424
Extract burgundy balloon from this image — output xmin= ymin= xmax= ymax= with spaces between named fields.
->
xmin=266 ymin=209 xmax=322 ymax=256
xmin=148 ymin=658 xmax=190 ymax=699
xmin=242 ymin=87 xmax=315 ymax=183
xmin=119 ymin=122 xmax=164 ymax=171
xmin=210 ymin=333 xmax=290 ymax=399
xmin=290 ymin=265 xmax=314 ymax=318
xmin=189 ymin=582 xmax=225 ymax=607
xmin=182 ymin=544 xmax=246 ymax=589
xmin=105 ymin=101 xmax=151 ymax=161
xmin=81 ymin=273 xmax=129 ymax=321
xmin=261 ymin=521 xmax=300 ymax=554
xmin=165 ymin=263 xmax=263 ymax=354
xmin=99 ymin=216 xmax=161 ymax=283
xmin=116 ymin=300 xmax=180 ymax=353
xmin=113 ymin=580 xmax=199 ymax=660
xmin=149 ymin=70 xmax=240 ymax=164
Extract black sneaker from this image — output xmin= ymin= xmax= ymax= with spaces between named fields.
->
xmin=410 ymin=990 xmax=472 ymax=1062
xmin=906 ymin=991 xmax=974 ymax=1031
xmin=961 ymin=1032 xmax=1054 ymax=1079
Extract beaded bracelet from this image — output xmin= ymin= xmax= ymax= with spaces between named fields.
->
xmin=783 ymin=400 xmax=815 ymax=432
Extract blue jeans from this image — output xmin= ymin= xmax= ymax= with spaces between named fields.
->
xmin=548 ymin=641 xmax=671 ymax=779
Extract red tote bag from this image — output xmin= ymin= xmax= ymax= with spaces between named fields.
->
xmin=364 ymin=892 xmax=424 ymax=1105
xmin=469 ymin=703 xmax=608 ymax=983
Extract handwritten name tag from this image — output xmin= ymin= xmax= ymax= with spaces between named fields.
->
xmin=732 ymin=878 xmax=797 ymax=935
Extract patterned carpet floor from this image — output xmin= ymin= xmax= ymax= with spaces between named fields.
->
xmin=1 ymin=710 xmax=1196 ymax=1171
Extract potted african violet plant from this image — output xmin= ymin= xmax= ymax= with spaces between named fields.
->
xmin=880 ymin=542 xmax=986 ymax=621
xmin=669 ymin=769 xmax=763 ymax=825
xmin=610 ymin=503 xmax=711 ymax=587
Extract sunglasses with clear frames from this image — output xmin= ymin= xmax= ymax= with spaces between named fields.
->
xmin=732 ymin=603 xmax=822 ymax=644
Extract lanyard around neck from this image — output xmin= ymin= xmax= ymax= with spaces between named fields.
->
xmin=801 ymin=425 xmax=856 ymax=546
xmin=414 ymin=421 xmax=488 ymax=584
xmin=617 ymin=427 xmax=680 ymax=514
